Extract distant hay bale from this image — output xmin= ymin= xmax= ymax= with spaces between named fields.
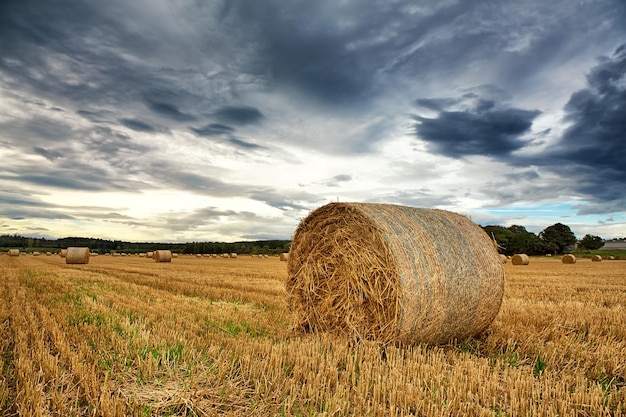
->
xmin=286 ymin=202 xmax=505 ymax=346
xmin=608 ymin=256 xmax=615 ymax=260
xmin=46 ymin=252 xmax=52 ymax=256
xmin=32 ymin=252 xmax=41 ymax=256
xmin=561 ymin=254 xmax=576 ymax=264
xmin=66 ymin=247 xmax=90 ymax=264
xmin=139 ymin=253 xmax=147 ymax=257
xmin=147 ymin=251 xmax=154 ymax=258
xmin=591 ymin=255 xmax=602 ymax=262
xmin=8 ymin=249 xmax=20 ymax=257
xmin=154 ymin=250 xmax=172 ymax=263
xmin=499 ymin=254 xmax=507 ymax=264
xmin=511 ymin=254 xmax=530 ymax=265
xmin=59 ymin=249 xmax=67 ymax=258
xmin=229 ymin=253 xmax=237 ymax=258
xmin=172 ymin=253 xmax=179 ymax=258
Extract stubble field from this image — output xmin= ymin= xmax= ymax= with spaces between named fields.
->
xmin=0 ymin=254 xmax=624 ymax=416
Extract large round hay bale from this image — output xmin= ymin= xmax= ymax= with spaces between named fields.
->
xmin=280 ymin=252 xmax=289 ymax=262
xmin=561 ymin=254 xmax=576 ymax=264
xmin=66 ymin=247 xmax=90 ymax=264
xmin=511 ymin=254 xmax=529 ymax=265
xmin=59 ymin=249 xmax=68 ymax=258
xmin=286 ymin=202 xmax=505 ymax=346
xmin=591 ymin=255 xmax=602 ymax=262
xmin=8 ymin=249 xmax=20 ymax=257
xmin=154 ymin=250 xmax=172 ymax=263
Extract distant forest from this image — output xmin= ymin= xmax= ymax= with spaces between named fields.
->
xmin=0 ymin=235 xmax=290 ymax=256
xmin=0 ymin=222 xmax=614 ymax=256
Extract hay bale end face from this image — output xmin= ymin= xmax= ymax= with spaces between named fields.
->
xmin=562 ymin=254 xmax=576 ymax=264
xmin=154 ymin=250 xmax=172 ymax=263
xmin=591 ymin=255 xmax=602 ymax=262
xmin=66 ymin=247 xmax=90 ymax=264
xmin=286 ymin=202 xmax=505 ymax=346
xmin=511 ymin=254 xmax=530 ymax=265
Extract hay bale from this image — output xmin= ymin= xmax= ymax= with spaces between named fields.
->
xmin=511 ymin=254 xmax=530 ymax=265
xmin=561 ymin=254 xmax=576 ymax=264
xmin=172 ymin=253 xmax=179 ymax=258
xmin=499 ymin=254 xmax=507 ymax=264
xmin=608 ymin=256 xmax=615 ymax=260
xmin=286 ymin=202 xmax=505 ymax=346
xmin=66 ymin=247 xmax=90 ymax=264
xmin=8 ymin=249 xmax=20 ymax=257
xmin=32 ymin=251 xmax=41 ymax=256
xmin=59 ymin=249 xmax=67 ymax=258
xmin=229 ymin=253 xmax=237 ymax=258
xmin=591 ymin=255 xmax=602 ymax=262
xmin=154 ymin=250 xmax=172 ymax=263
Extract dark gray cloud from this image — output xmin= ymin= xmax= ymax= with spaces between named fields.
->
xmin=213 ymin=106 xmax=264 ymax=125
xmin=119 ymin=118 xmax=157 ymax=132
xmin=33 ymin=147 xmax=63 ymax=161
xmin=190 ymin=123 xmax=234 ymax=137
xmin=227 ymin=137 xmax=263 ymax=149
xmin=412 ymin=94 xmax=540 ymax=158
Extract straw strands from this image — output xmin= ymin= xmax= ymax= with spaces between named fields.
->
xmin=65 ymin=247 xmax=90 ymax=264
xmin=562 ymin=254 xmax=576 ymax=264
xmin=511 ymin=254 xmax=530 ymax=265
xmin=286 ymin=202 xmax=505 ymax=346
xmin=153 ymin=250 xmax=172 ymax=263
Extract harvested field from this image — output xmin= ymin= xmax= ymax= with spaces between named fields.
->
xmin=0 ymin=255 xmax=624 ymax=416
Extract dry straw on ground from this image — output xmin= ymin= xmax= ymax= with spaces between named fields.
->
xmin=562 ymin=254 xmax=576 ymax=264
xmin=592 ymin=255 xmax=602 ymax=262
xmin=512 ymin=254 xmax=530 ymax=265
xmin=153 ymin=250 xmax=172 ymax=263
xmin=65 ymin=247 xmax=90 ymax=264
xmin=286 ymin=202 xmax=505 ymax=346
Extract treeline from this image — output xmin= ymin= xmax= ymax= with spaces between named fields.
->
xmin=0 ymin=222 xmax=612 ymax=257
xmin=0 ymin=235 xmax=290 ymax=255
xmin=482 ymin=223 xmax=605 ymax=256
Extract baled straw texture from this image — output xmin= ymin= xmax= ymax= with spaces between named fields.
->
xmin=286 ymin=202 xmax=505 ymax=346
xmin=591 ymin=255 xmax=602 ymax=262
xmin=511 ymin=254 xmax=530 ymax=265
xmin=562 ymin=254 xmax=576 ymax=264
xmin=154 ymin=250 xmax=172 ymax=263
xmin=499 ymin=254 xmax=507 ymax=264
xmin=65 ymin=247 xmax=90 ymax=264
xmin=8 ymin=249 xmax=20 ymax=256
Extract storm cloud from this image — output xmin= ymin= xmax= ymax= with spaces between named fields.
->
xmin=1 ymin=0 xmax=625 ymax=241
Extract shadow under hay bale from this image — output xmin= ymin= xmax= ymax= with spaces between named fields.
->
xmin=286 ymin=202 xmax=505 ymax=346
xmin=66 ymin=247 xmax=90 ymax=264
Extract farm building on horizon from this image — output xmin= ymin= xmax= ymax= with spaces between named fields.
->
xmin=600 ymin=238 xmax=626 ymax=250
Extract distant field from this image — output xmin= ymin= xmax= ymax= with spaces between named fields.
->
xmin=1 ymin=254 xmax=624 ymax=416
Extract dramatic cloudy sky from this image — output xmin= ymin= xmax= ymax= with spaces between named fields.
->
xmin=1 ymin=0 xmax=625 ymax=242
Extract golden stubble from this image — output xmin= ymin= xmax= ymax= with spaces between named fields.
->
xmin=0 ymin=254 xmax=624 ymax=416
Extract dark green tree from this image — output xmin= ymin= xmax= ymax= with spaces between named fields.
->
xmin=578 ymin=234 xmax=604 ymax=250
xmin=507 ymin=225 xmax=543 ymax=255
xmin=482 ymin=225 xmax=513 ymax=254
xmin=539 ymin=223 xmax=577 ymax=254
